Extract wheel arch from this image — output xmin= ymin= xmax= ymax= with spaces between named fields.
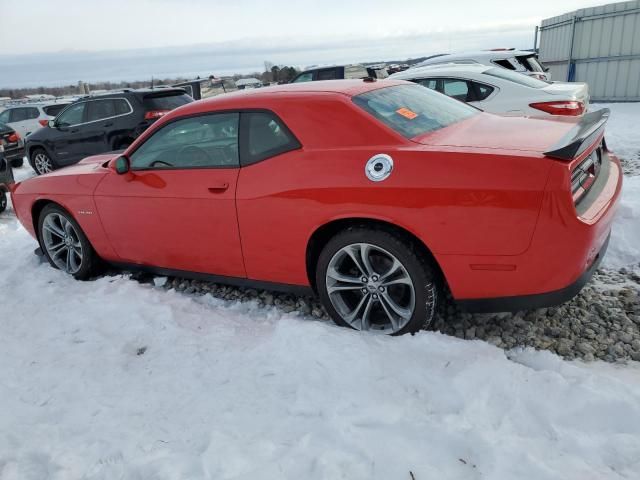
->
xmin=305 ymin=217 xmax=446 ymax=293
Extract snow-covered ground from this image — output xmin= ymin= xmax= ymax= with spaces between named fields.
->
xmin=1 ymin=104 xmax=640 ymax=479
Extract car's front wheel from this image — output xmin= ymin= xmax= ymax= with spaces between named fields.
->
xmin=38 ymin=204 xmax=98 ymax=279
xmin=316 ymin=227 xmax=439 ymax=335
xmin=31 ymin=148 xmax=55 ymax=175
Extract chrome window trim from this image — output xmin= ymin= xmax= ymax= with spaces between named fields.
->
xmin=56 ymin=97 xmax=134 ymax=127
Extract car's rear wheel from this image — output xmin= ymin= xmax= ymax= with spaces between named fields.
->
xmin=10 ymin=158 xmax=23 ymax=168
xmin=316 ymin=227 xmax=438 ymax=335
xmin=38 ymin=204 xmax=98 ymax=279
xmin=0 ymin=191 xmax=6 ymax=213
xmin=32 ymin=149 xmax=54 ymax=175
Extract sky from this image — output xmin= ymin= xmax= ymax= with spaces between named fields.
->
xmin=0 ymin=0 xmax=609 ymax=88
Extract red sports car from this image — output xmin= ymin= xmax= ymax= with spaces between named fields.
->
xmin=11 ymin=80 xmax=622 ymax=335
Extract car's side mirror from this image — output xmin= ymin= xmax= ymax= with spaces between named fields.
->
xmin=114 ymin=155 xmax=130 ymax=174
xmin=47 ymin=120 xmax=56 ymax=128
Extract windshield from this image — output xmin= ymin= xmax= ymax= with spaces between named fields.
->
xmin=482 ymin=67 xmax=549 ymax=88
xmin=352 ymin=84 xmax=478 ymax=139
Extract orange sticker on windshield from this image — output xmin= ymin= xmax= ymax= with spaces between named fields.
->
xmin=396 ymin=107 xmax=418 ymax=119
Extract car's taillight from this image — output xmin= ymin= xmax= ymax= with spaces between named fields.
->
xmin=7 ymin=132 xmax=20 ymax=143
xmin=144 ymin=110 xmax=170 ymax=120
xmin=530 ymin=101 xmax=585 ymax=116
xmin=571 ymin=146 xmax=602 ymax=205
xmin=38 ymin=119 xmax=49 ymax=127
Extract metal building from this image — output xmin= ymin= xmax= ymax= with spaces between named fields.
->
xmin=537 ymin=0 xmax=640 ymax=101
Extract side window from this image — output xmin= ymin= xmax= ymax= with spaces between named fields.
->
xmin=10 ymin=108 xmax=29 ymax=122
xmin=43 ymin=104 xmax=68 ymax=117
xmin=414 ymin=78 xmax=438 ymax=90
xmin=493 ymin=59 xmax=516 ymax=70
xmin=86 ymin=99 xmax=116 ymax=122
xmin=292 ymin=72 xmax=313 ymax=83
xmin=130 ymin=113 xmax=239 ymax=170
xmin=0 ymin=110 xmax=9 ymax=124
xmin=113 ymin=99 xmax=131 ymax=115
xmin=344 ymin=65 xmax=368 ymax=79
xmin=27 ymin=107 xmax=39 ymax=119
xmin=442 ymin=79 xmax=471 ymax=102
xmin=316 ymin=68 xmax=339 ymax=80
xmin=242 ymin=111 xmax=300 ymax=165
xmin=56 ymin=103 xmax=86 ymax=126
xmin=472 ymin=82 xmax=495 ymax=101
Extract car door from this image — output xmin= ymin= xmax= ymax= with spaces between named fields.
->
xmin=49 ymin=102 xmax=90 ymax=164
xmin=6 ymin=107 xmax=39 ymax=138
xmin=94 ymin=112 xmax=246 ymax=278
xmin=84 ymin=99 xmax=119 ymax=154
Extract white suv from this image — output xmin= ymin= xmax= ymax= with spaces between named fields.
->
xmin=0 ymin=101 xmax=71 ymax=139
xmin=413 ymin=49 xmax=551 ymax=81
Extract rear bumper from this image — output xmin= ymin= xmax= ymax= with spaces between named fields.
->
xmin=458 ymin=233 xmax=609 ymax=312
xmin=4 ymin=146 xmax=24 ymax=161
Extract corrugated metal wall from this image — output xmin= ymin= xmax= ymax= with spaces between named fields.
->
xmin=539 ymin=0 xmax=640 ymax=101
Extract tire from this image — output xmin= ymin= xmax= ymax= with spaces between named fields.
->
xmin=31 ymin=148 xmax=55 ymax=175
xmin=316 ymin=227 xmax=439 ymax=335
xmin=37 ymin=204 xmax=98 ymax=280
xmin=0 ymin=190 xmax=6 ymax=213
xmin=10 ymin=158 xmax=23 ymax=168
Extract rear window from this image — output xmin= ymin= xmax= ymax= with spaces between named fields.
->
xmin=43 ymin=104 xmax=69 ymax=116
xmin=516 ymin=55 xmax=544 ymax=73
xmin=143 ymin=93 xmax=193 ymax=111
xmin=493 ymin=59 xmax=516 ymax=70
xmin=482 ymin=67 xmax=549 ymax=88
xmin=353 ymin=84 xmax=478 ymax=139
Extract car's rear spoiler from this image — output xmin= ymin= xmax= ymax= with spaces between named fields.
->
xmin=544 ymin=108 xmax=610 ymax=161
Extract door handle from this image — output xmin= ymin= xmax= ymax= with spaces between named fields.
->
xmin=103 ymin=122 xmax=113 ymax=127
xmin=208 ymin=183 xmax=229 ymax=193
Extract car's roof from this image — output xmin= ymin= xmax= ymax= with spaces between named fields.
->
xmin=392 ymin=63 xmax=491 ymax=79
xmin=422 ymin=50 xmax=535 ymax=61
xmin=215 ymin=79 xmax=405 ymax=99
xmin=167 ymin=79 xmax=409 ymax=119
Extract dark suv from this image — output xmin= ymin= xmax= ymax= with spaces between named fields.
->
xmin=25 ymin=88 xmax=193 ymax=174
xmin=290 ymin=64 xmax=388 ymax=83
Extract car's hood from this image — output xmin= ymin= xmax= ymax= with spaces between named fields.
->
xmin=14 ymin=153 xmax=118 ymax=196
xmin=413 ymin=112 xmax=577 ymax=154
xmin=78 ymin=152 xmax=121 ymax=166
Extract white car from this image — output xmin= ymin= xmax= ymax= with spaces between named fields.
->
xmin=413 ymin=49 xmax=551 ymax=81
xmin=390 ymin=64 xmax=589 ymax=117
xmin=0 ymin=101 xmax=71 ymax=138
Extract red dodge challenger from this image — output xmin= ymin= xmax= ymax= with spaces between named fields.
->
xmin=11 ymin=80 xmax=622 ymax=335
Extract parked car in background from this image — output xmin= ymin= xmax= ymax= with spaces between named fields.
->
xmin=390 ymin=64 xmax=589 ymax=116
xmin=11 ymin=80 xmax=621 ymax=336
xmin=25 ymin=88 xmax=193 ymax=175
xmin=0 ymin=101 xmax=72 ymax=139
xmin=0 ymin=148 xmax=14 ymax=214
xmin=413 ymin=49 xmax=551 ymax=81
xmin=0 ymin=122 xmax=25 ymax=167
xmin=290 ymin=64 xmax=387 ymax=83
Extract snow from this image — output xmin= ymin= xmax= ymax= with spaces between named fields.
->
xmin=604 ymin=175 xmax=640 ymax=269
xmin=1 ymin=104 xmax=640 ymax=479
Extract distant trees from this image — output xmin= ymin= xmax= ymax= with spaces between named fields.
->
xmin=0 ymin=64 xmax=301 ymax=99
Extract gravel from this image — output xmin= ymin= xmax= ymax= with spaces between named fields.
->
xmin=123 ymin=262 xmax=640 ymax=364
xmin=125 ymin=152 xmax=640 ymax=364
